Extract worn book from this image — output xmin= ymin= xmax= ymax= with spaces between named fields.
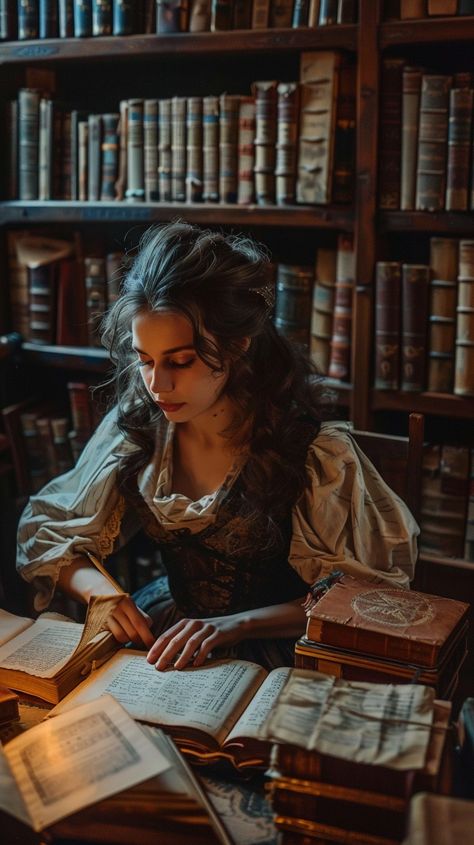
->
xmin=304 ymin=574 xmax=470 ymax=668
xmin=0 ymin=695 xmax=230 ymax=845
xmin=0 ymin=685 xmax=19 ymax=726
xmin=0 ymin=600 xmax=121 ymax=704
xmin=52 ymin=651 xmax=298 ymax=771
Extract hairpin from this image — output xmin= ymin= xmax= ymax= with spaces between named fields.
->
xmin=249 ymin=284 xmax=275 ymax=309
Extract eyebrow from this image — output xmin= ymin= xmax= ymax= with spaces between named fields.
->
xmin=132 ymin=344 xmax=195 ymax=355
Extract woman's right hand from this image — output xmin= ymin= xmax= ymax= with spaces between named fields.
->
xmin=103 ymin=594 xmax=155 ymax=648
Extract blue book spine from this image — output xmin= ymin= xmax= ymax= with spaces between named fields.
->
xmin=39 ymin=0 xmax=59 ymax=38
xmin=113 ymin=0 xmax=134 ymax=34
xmin=18 ymin=0 xmax=38 ymax=39
xmin=74 ymin=0 xmax=92 ymax=36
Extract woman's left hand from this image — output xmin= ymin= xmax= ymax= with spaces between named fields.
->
xmin=146 ymin=614 xmax=247 ymax=670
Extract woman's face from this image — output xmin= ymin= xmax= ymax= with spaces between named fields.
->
xmin=132 ymin=309 xmax=229 ymax=424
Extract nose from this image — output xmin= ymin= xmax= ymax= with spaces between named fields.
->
xmin=149 ymin=364 xmax=174 ymax=395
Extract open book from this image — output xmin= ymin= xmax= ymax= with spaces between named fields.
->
xmin=0 ymin=599 xmax=121 ymax=704
xmin=0 ymin=694 xmax=230 ymax=845
xmin=52 ymin=650 xmax=294 ymax=771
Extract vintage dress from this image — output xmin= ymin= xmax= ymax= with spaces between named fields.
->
xmin=16 ymin=408 xmax=419 ymax=637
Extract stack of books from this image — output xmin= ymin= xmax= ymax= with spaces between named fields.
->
xmin=294 ymin=574 xmax=469 ymax=699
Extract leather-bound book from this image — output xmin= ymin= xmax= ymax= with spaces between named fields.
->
xmin=454 ymin=340 xmax=474 ymax=396
xmin=401 ymin=66 xmax=423 ymax=210
xmin=39 ymin=0 xmax=59 ymax=37
xmin=415 ymin=74 xmax=452 ymax=212
xmin=378 ymin=57 xmax=404 ymax=209
xmin=106 ymin=251 xmax=126 ymax=304
xmin=28 ymin=263 xmax=58 ymax=346
xmin=219 ymin=94 xmax=240 ymax=204
xmin=113 ymin=0 xmax=134 ymax=34
xmin=189 ymin=0 xmax=211 ymax=29
xmin=143 ymin=99 xmax=159 ymax=202
xmin=171 ymin=96 xmax=187 ymax=202
xmin=74 ymin=0 xmax=93 ymax=36
xmin=404 ymin=794 xmax=474 ymax=845
xmin=374 ymin=261 xmax=401 ymax=390
xmin=318 ymin=0 xmax=337 ymax=23
xmin=158 ymin=98 xmax=172 ymax=202
xmin=156 ymin=0 xmax=189 ymax=31
xmin=186 ymin=96 xmax=203 ymax=203
xmin=78 ymin=119 xmax=89 ymax=201
xmin=84 ymin=256 xmax=107 ymax=347
xmin=427 ymin=237 xmax=458 ymax=392
xmin=67 ymin=381 xmax=95 ymax=440
xmin=297 ymin=51 xmax=341 ymax=205
xmin=56 ymin=254 xmax=88 ymax=345
xmin=292 ymin=0 xmax=310 ymax=27
xmin=237 ymin=95 xmax=256 ymax=205
xmin=210 ymin=0 xmax=233 ymax=29
xmin=274 ymin=264 xmax=314 ymax=346
xmin=18 ymin=88 xmax=40 ymax=201
xmin=92 ymin=0 xmax=112 ymax=34
xmin=6 ymin=100 xmax=17 ymax=199
xmin=38 ymin=97 xmax=54 ymax=201
xmin=8 ymin=231 xmax=31 ymax=339
xmin=18 ymin=0 xmax=38 ymax=38
xmin=328 ymin=233 xmax=354 ymax=381
xmin=427 ymin=0 xmax=457 ymax=13
xmin=251 ymin=0 xmax=270 ymax=27
xmin=308 ymin=0 xmax=321 ymax=26
xmin=310 ymin=246 xmax=336 ymax=374
xmin=126 ymin=98 xmax=145 ymax=202
xmin=202 ymin=95 xmax=219 ymax=202
xmin=400 ymin=0 xmax=426 ymax=17
xmin=331 ymin=57 xmax=356 ymax=204
xmin=275 ymin=82 xmax=299 ymax=206
xmin=401 ymin=262 xmax=430 ymax=391
xmin=0 ymin=0 xmax=17 ymax=40
xmin=100 ymin=112 xmax=120 ymax=201
xmin=446 ymin=87 xmax=473 ymax=211
xmin=233 ymin=0 xmax=251 ymax=28
xmin=253 ymin=80 xmax=278 ymax=205
xmin=269 ymin=0 xmax=293 ymax=27
xmin=87 ymin=113 xmax=102 ymax=201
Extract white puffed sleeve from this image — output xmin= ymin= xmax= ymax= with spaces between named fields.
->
xmin=289 ymin=421 xmax=419 ymax=589
xmin=16 ymin=407 xmax=141 ymax=611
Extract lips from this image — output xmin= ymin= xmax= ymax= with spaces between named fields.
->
xmin=157 ymin=402 xmax=185 ymax=413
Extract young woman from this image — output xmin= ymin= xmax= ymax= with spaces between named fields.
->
xmin=16 ymin=222 xmax=418 ymax=671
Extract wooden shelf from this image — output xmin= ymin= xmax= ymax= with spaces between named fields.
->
xmin=379 ymin=211 xmax=474 ymax=235
xmin=371 ymin=389 xmax=474 ymax=420
xmin=420 ymin=552 xmax=474 ymax=572
xmin=0 ymin=201 xmax=354 ymax=230
xmin=21 ymin=342 xmax=109 ymax=373
xmin=0 ymin=26 xmax=357 ymax=66
xmin=380 ymin=17 xmax=474 ymax=47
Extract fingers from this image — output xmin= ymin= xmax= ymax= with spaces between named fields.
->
xmin=107 ymin=598 xmax=155 ymax=648
xmin=147 ymin=619 xmax=216 ymax=670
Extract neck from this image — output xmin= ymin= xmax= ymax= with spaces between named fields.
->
xmin=179 ymin=396 xmax=238 ymax=449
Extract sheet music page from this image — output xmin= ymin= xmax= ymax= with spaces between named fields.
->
xmin=263 ymin=669 xmax=435 ymax=769
xmin=225 ymin=667 xmax=292 ymax=744
xmin=0 ymin=609 xmax=33 ymax=647
xmin=0 ymin=619 xmax=84 ymax=677
xmin=52 ymin=652 xmax=267 ymax=745
xmin=4 ymin=695 xmax=170 ymax=832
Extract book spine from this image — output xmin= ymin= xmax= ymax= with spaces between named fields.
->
xmin=328 ymin=234 xmax=354 ymax=381
xmin=253 ymin=80 xmax=278 ymax=205
xmin=318 ymin=0 xmax=337 ymax=24
xmin=106 ymin=251 xmax=125 ymax=304
xmin=18 ymin=0 xmax=38 ymax=39
xmin=38 ymin=97 xmax=54 ymax=200
xmin=115 ymin=99 xmax=128 ymax=201
xmin=269 ymin=0 xmax=293 ymax=27
xmin=292 ymin=0 xmax=310 ymax=27
xmin=210 ymin=0 xmax=233 ymax=29
xmin=100 ymin=112 xmax=119 ymax=200
xmin=6 ymin=100 xmax=18 ymax=199
xmin=378 ymin=57 xmax=404 ymax=209
xmin=275 ymin=82 xmax=299 ymax=206
xmin=445 ymin=87 xmax=473 ymax=212
xmin=61 ymin=110 xmax=72 ymax=200
xmin=126 ymin=98 xmax=145 ymax=202
xmin=18 ymin=88 xmax=40 ymax=201
xmin=36 ymin=415 xmax=59 ymax=478
xmin=171 ymin=96 xmax=187 ymax=202
xmin=219 ymin=94 xmax=240 ymax=204
xmin=232 ymin=0 xmax=251 ymax=27
xmin=274 ymin=264 xmax=314 ymax=346
xmin=67 ymin=381 xmax=95 ymax=441
xmin=56 ymin=253 xmax=87 ymax=345
xmin=331 ymin=58 xmax=356 ymax=204
xmin=87 ymin=113 xmax=102 ymax=201
xmin=307 ymin=617 xmax=438 ymax=666
xmin=92 ymin=0 xmax=112 ymax=34
xmin=399 ymin=0 xmax=426 ymax=17
xmin=189 ymin=0 xmax=211 ymax=30
xmin=202 ymin=95 xmax=219 ymax=202
xmin=113 ymin=0 xmax=134 ymax=34
xmin=427 ymin=0 xmax=457 ymax=13
xmin=144 ymin=99 xmax=159 ymax=202
xmin=84 ymin=257 xmax=107 ymax=346
xmin=158 ymin=98 xmax=172 ymax=201
xmin=59 ymin=0 xmax=75 ymax=37
xmin=374 ymin=261 xmax=401 ymax=390
xmin=401 ymin=263 xmax=430 ymax=392
xmin=337 ymin=0 xmax=356 ymax=22
xmin=237 ymin=96 xmax=256 ymax=205
xmin=400 ymin=66 xmax=422 ymax=211
xmin=28 ymin=263 xmax=58 ymax=345
xmin=251 ymin=0 xmax=270 ymax=28
xmin=415 ymin=74 xmax=452 ymax=212
xmin=427 ymin=237 xmax=458 ymax=392
xmin=0 ymin=0 xmax=16 ymax=40
xmin=186 ymin=96 xmax=203 ymax=203
xmin=297 ymin=51 xmax=341 ymax=205
xmin=50 ymin=416 xmax=74 ymax=474
xmin=9 ymin=232 xmax=31 ymax=339
xmin=74 ymin=0 xmax=93 ymax=36
xmin=308 ymin=0 xmax=321 ymax=26
xmin=78 ymin=119 xmax=89 ymax=201
xmin=310 ymin=247 xmax=336 ymax=374
xmin=69 ymin=111 xmax=79 ymax=200
xmin=143 ymin=0 xmax=157 ymax=32
xmin=157 ymin=0 xmax=189 ymax=31
xmin=39 ymin=0 xmax=59 ymax=37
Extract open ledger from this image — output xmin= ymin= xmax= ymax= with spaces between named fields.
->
xmin=0 ymin=694 xmax=231 ymax=845
xmin=52 ymin=650 xmax=294 ymax=770
xmin=0 ymin=599 xmax=121 ymax=704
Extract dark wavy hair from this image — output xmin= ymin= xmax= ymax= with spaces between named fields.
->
xmin=102 ymin=221 xmax=333 ymax=544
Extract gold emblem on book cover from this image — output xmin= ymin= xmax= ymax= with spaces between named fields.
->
xmin=352 ymin=590 xmax=435 ymax=628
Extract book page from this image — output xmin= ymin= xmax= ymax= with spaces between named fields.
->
xmin=3 ymin=695 xmax=170 ymax=832
xmin=225 ymin=667 xmax=291 ymax=745
xmin=69 ymin=593 xmax=123 ymax=659
xmin=0 ymin=609 xmax=33 ymax=647
xmin=0 ymin=619 xmax=84 ymax=678
xmin=52 ymin=652 xmax=267 ymax=745
xmin=263 ymin=669 xmax=435 ymax=770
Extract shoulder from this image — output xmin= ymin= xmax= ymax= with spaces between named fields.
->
xmin=305 ymin=420 xmax=358 ymax=466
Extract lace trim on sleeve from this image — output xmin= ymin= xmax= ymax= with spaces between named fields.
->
xmin=96 ymin=495 xmax=126 ymax=558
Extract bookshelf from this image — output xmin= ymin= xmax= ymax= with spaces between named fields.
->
xmin=0 ymin=1 xmax=473 ymax=582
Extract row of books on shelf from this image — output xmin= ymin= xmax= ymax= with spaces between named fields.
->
xmin=384 ymin=0 xmax=474 ymax=19
xmin=7 ymin=51 xmax=355 ymax=207
xmin=420 ymin=442 xmax=474 ymax=561
xmin=0 ymin=0 xmax=358 ymax=41
xmin=379 ymin=61 xmax=474 ymax=213
xmin=374 ymin=238 xmax=474 ymax=398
